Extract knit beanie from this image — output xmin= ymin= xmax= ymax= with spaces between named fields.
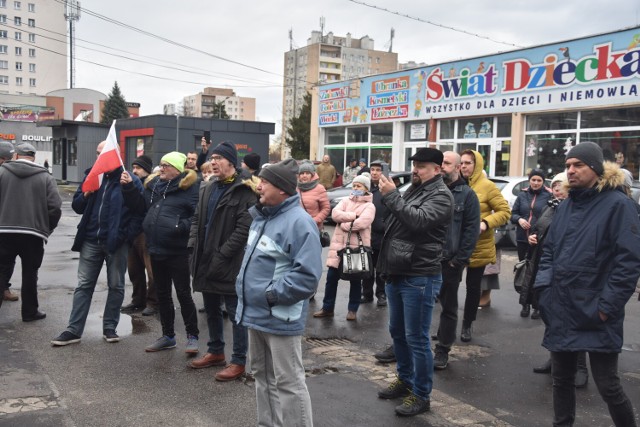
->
xmin=551 ymin=172 xmax=568 ymax=186
xmin=132 ymin=155 xmax=153 ymax=174
xmin=243 ymin=152 xmax=261 ymax=171
xmin=352 ymin=173 xmax=371 ymax=191
xmin=566 ymin=141 xmax=604 ymax=176
xmin=259 ymin=158 xmax=299 ymax=195
xmin=528 ymin=168 xmax=545 ymax=180
xmin=298 ymin=161 xmax=316 ymax=175
xmin=0 ymin=141 xmax=15 ymax=159
xmin=161 ymin=152 xmax=186 ymax=173
xmin=211 ymin=141 xmax=238 ymax=167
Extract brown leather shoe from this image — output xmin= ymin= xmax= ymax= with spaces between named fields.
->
xmin=189 ymin=352 xmax=226 ymax=369
xmin=346 ymin=311 xmax=357 ymax=321
xmin=215 ymin=363 xmax=245 ymax=382
xmin=313 ymin=309 xmax=334 ymax=318
xmin=3 ymin=289 xmax=18 ymax=301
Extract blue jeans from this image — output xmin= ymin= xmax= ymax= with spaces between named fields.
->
xmin=203 ymin=292 xmax=247 ymax=366
xmin=321 ymin=267 xmax=361 ymax=312
xmin=67 ymin=240 xmax=128 ymax=336
xmin=386 ymin=274 xmax=442 ymax=400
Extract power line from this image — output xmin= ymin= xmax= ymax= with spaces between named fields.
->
xmin=347 ymin=0 xmax=525 ymax=48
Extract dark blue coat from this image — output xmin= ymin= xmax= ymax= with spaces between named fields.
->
xmin=510 ymin=186 xmax=552 ymax=243
xmin=442 ymin=178 xmax=480 ymax=267
xmin=534 ymin=166 xmax=640 ymax=353
xmin=72 ymin=168 xmax=144 ymax=254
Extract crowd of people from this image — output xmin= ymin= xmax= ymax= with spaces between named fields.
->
xmin=0 ymin=137 xmax=639 ymax=426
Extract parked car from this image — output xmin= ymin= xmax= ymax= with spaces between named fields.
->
xmin=326 ymin=171 xmax=412 ymax=223
xmin=489 ymin=176 xmax=552 ymax=247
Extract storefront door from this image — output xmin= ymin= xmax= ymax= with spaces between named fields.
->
xmin=457 ymin=140 xmax=495 ymax=176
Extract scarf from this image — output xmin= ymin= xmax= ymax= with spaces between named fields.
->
xmin=297 ymin=179 xmax=319 ymax=192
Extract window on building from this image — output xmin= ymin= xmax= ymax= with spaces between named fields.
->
xmin=13 ymin=1 xmax=19 ymax=9
xmin=28 ymin=47 xmax=34 ymax=56
xmin=14 ymin=46 xmax=20 ymax=55
xmin=15 ymin=61 xmax=21 ymax=70
xmin=27 ymin=2 xmax=33 ymax=12
xmin=347 ymin=127 xmax=369 ymax=143
xmin=0 ymin=30 xmax=7 ymax=38
xmin=371 ymin=123 xmax=393 ymax=144
xmin=325 ymin=127 xmax=346 ymax=145
xmin=27 ymin=18 xmax=33 ymax=27
xmin=27 ymin=32 xmax=34 ymax=42
xmin=0 ymin=75 xmax=8 ymax=84
xmin=28 ymin=62 xmax=34 ymax=72
xmin=457 ymin=116 xmax=495 ymax=139
xmin=0 ymin=45 xmax=6 ymax=54
xmin=0 ymin=59 xmax=6 ymax=69
xmin=68 ymin=139 xmax=77 ymax=166
xmin=15 ymin=76 xmax=21 ymax=85
xmin=28 ymin=77 xmax=34 ymax=86
xmin=14 ymin=16 xmax=20 ymax=25
xmin=14 ymin=31 xmax=21 ymax=40
xmin=404 ymin=120 xmax=430 ymax=141
xmin=0 ymin=14 xmax=5 ymax=22
xmin=0 ymin=1 xmax=5 ymax=8
xmin=52 ymin=139 xmax=61 ymax=164
xmin=496 ymin=115 xmax=512 ymax=137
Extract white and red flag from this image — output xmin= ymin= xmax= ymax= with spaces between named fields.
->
xmin=81 ymin=120 xmax=124 ymax=193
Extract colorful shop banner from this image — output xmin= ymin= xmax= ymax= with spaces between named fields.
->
xmin=318 ymin=27 xmax=640 ymax=126
xmin=0 ymin=106 xmax=56 ymax=122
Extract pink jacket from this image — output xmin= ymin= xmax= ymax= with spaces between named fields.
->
xmin=297 ymin=181 xmax=330 ymax=230
xmin=327 ymin=193 xmax=375 ymax=268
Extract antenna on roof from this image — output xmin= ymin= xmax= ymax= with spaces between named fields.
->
xmin=320 ymin=16 xmax=325 ymax=37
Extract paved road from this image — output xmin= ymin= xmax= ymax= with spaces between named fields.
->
xmin=1 ymin=191 xmax=639 ymax=426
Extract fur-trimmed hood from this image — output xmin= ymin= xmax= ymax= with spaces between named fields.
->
xmin=242 ymin=174 xmax=261 ymax=194
xmin=145 ymin=169 xmax=198 ymax=190
xmin=596 ymin=161 xmax=625 ymax=192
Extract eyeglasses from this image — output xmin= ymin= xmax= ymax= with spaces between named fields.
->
xmin=210 ymin=155 xmax=224 ymax=162
xmin=159 ymin=163 xmax=172 ymax=169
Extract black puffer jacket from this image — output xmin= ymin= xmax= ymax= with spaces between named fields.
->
xmin=369 ymin=183 xmax=389 ymax=250
xmin=123 ymin=170 xmax=199 ymax=256
xmin=189 ymin=174 xmax=258 ymax=295
xmin=377 ymin=175 xmax=453 ymax=277
xmin=510 ymin=186 xmax=552 ymax=244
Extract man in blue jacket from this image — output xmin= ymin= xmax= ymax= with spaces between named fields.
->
xmin=236 ymin=158 xmax=322 ymax=427
xmin=535 ymin=142 xmax=640 ymax=427
xmin=51 ymin=141 xmax=144 ymax=346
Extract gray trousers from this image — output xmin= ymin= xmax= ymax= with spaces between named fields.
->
xmin=249 ymin=329 xmax=313 ymax=427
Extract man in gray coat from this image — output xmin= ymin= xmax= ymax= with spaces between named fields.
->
xmin=0 ymin=143 xmax=62 ymax=319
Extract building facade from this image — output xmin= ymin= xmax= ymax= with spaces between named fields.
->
xmin=314 ymin=27 xmax=640 ymax=179
xmin=0 ymin=0 xmax=67 ymax=96
xmin=283 ymin=30 xmax=398 ymax=157
xmin=182 ymin=87 xmax=256 ymax=121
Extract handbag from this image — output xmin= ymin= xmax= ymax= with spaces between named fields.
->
xmin=513 ymin=258 xmax=533 ymax=294
xmin=320 ymin=230 xmax=331 ymax=248
xmin=337 ymin=223 xmax=373 ymax=280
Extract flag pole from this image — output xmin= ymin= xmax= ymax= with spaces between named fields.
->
xmin=110 ymin=119 xmax=125 ymax=170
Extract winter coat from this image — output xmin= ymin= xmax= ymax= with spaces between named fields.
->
xmin=189 ymin=174 xmax=258 ymax=295
xmin=534 ymin=162 xmax=640 ymax=352
xmin=510 ymin=186 xmax=552 ymax=244
xmin=342 ymin=166 xmax=361 ymax=185
xmin=236 ymin=193 xmax=323 ymax=335
xmin=316 ymin=162 xmax=337 ymax=190
xmin=326 ymin=193 xmax=375 ymax=269
xmin=0 ymin=160 xmax=62 ymax=242
xmin=442 ymin=178 xmax=480 ymax=267
xmin=297 ymin=179 xmax=330 ymax=230
xmin=369 ymin=183 xmax=389 ymax=250
xmin=123 ymin=169 xmax=199 ymax=256
xmin=465 ymin=151 xmax=511 ymax=268
xmin=377 ymin=175 xmax=453 ymax=277
xmin=72 ymin=167 xmax=144 ymax=254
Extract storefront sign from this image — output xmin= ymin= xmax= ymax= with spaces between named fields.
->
xmin=1 ymin=106 xmax=55 ymax=122
xmin=318 ymin=27 xmax=640 ymax=125
xmin=22 ymin=135 xmax=52 ymax=142
xmin=0 ymin=133 xmax=16 ymax=140
xmin=410 ymin=123 xmax=427 ymax=139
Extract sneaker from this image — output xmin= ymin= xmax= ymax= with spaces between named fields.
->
xmin=378 ymin=377 xmax=411 ymax=400
xmin=141 ymin=306 xmax=157 ymax=316
xmin=360 ymin=296 xmax=374 ymax=303
xmin=120 ymin=303 xmax=143 ymax=314
xmin=434 ymin=351 xmax=448 ymax=370
xmin=461 ymin=326 xmax=472 ymax=343
xmin=374 ymin=345 xmax=396 ymax=363
xmin=531 ymin=309 xmax=541 ymax=319
xmin=145 ymin=335 xmax=177 ymax=352
xmin=185 ymin=335 xmax=199 ymax=354
xmin=103 ymin=329 xmax=120 ymax=343
xmin=376 ymin=295 xmax=387 ymax=307
xmin=395 ymin=392 xmax=430 ymax=416
xmin=51 ymin=331 xmax=81 ymax=346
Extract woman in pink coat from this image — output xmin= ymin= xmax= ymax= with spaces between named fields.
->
xmin=297 ymin=162 xmax=331 ymax=230
xmin=313 ymin=174 xmax=375 ymax=321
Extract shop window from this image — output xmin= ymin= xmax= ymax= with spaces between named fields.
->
xmin=524 ymin=134 xmax=576 ymax=177
xmin=439 ymin=119 xmax=455 ymax=139
xmin=496 ymin=115 xmax=512 ymax=138
xmin=526 ymin=112 xmax=577 ymax=131
xmin=495 ymin=140 xmax=511 ymax=177
xmin=347 ymin=127 xmax=368 ymax=143
xmin=404 ymin=120 xmax=429 ymax=141
xmin=346 ymin=148 xmax=367 ymax=168
xmin=67 ymin=139 xmax=77 ymax=166
xmin=581 ymin=130 xmax=640 ymax=179
xmin=457 ymin=117 xmax=494 ymax=139
xmin=325 ymin=127 xmax=345 ymax=145
xmin=52 ymin=139 xmax=61 ymax=164
xmin=371 ymin=123 xmax=392 ymax=144
xmin=370 ymin=147 xmax=392 ymax=166
xmin=326 ymin=148 xmax=344 ymax=175
xmin=580 ymin=107 xmax=640 ymax=129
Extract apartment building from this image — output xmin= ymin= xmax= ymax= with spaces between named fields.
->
xmin=182 ymin=87 xmax=256 ymax=121
xmin=0 ymin=0 xmax=67 ymax=96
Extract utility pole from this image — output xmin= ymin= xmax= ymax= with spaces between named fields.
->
xmin=64 ymin=0 xmax=81 ymax=88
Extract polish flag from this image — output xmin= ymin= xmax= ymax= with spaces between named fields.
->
xmin=82 ymin=120 xmax=124 ymax=193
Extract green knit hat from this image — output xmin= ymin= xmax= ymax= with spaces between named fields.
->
xmin=161 ymin=152 xmax=186 ymax=173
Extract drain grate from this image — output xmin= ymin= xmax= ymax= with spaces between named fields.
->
xmin=306 ymin=337 xmax=352 ymax=348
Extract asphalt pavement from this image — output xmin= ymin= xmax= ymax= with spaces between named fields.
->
xmin=1 ymin=189 xmax=639 ymax=426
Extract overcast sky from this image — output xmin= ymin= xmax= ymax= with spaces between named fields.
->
xmin=72 ymin=0 xmax=640 ymax=135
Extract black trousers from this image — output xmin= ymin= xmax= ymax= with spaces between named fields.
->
xmin=0 ymin=234 xmax=44 ymax=317
xmin=361 ymin=249 xmax=384 ymax=300
xmin=462 ymin=265 xmax=486 ymax=326
xmin=435 ymin=262 xmax=465 ymax=352
xmin=150 ymin=253 xmax=198 ymax=338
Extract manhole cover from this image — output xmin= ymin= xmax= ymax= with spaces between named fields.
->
xmin=306 ymin=337 xmax=352 ymax=348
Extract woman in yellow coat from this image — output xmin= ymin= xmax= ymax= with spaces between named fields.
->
xmin=459 ymin=150 xmax=511 ymax=342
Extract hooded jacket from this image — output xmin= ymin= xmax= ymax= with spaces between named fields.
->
xmin=534 ymin=162 xmax=640 ymax=352
xmin=236 ymin=193 xmax=322 ymax=335
xmin=326 ymin=192 xmax=375 ymax=269
xmin=123 ymin=169 xmax=198 ymax=256
xmin=510 ymin=185 xmax=552 ymax=244
xmin=465 ymin=151 xmax=511 ymax=268
xmin=377 ymin=174 xmax=453 ymax=277
xmin=0 ymin=160 xmax=62 ymax=242
xmin=189 ymin=173 xmax=258 ymax=295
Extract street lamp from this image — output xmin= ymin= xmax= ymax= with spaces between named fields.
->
xmin=175 ymin=113 xmax=180 ymax=151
